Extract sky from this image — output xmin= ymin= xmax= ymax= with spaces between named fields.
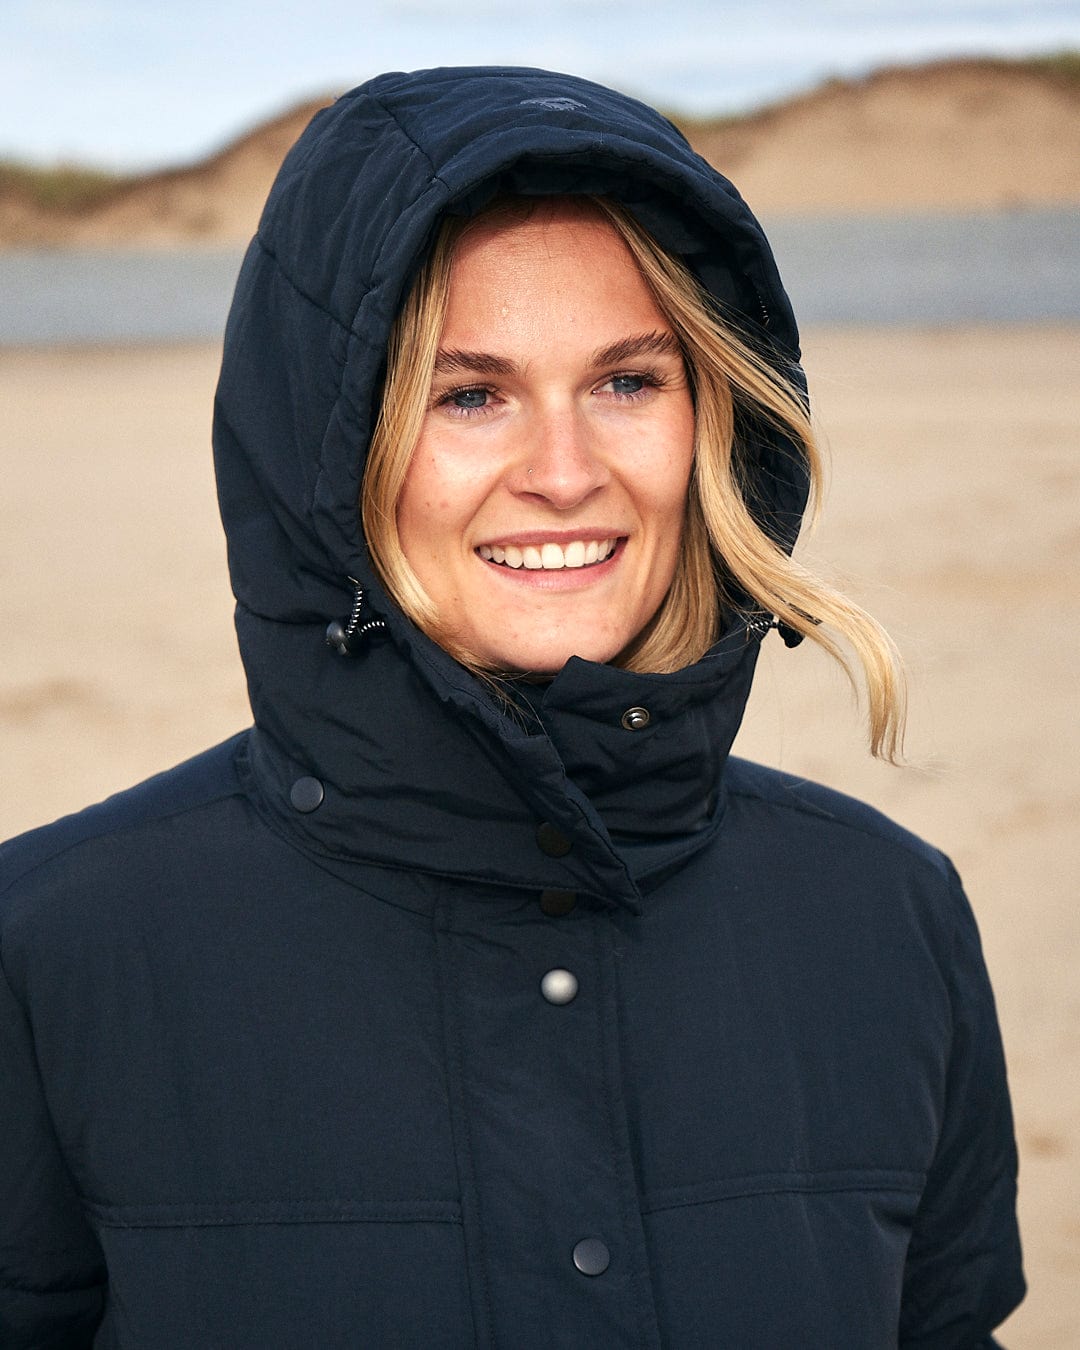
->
xmin=3 ymin=0 xmax=1079 ymax=170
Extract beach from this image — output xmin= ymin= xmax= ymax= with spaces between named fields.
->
xmin=1 ymin=326 xmax=1077 ymax=1344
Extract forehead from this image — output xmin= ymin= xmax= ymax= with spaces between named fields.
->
xmin=442 ymin=199 xmax=672 ymax=339
xmin=451 ymin=198 xmax=627 ymax=270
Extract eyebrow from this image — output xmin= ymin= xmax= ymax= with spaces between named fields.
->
xmin=433 ymin=349 xmax=518 ymax=377
xmin=432 ymin=330 xmax=683 ymax=378
xmin=590 ymin=330 xmax=683 ymax=368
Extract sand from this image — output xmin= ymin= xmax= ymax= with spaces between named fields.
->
xmin=1 ymin=326 xmax=1077 ymax=1344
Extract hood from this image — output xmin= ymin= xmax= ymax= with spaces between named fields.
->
xmin=212 ymin=67 xmax=809 ymax=913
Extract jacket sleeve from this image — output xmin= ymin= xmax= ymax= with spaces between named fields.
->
xmin=0 ymin=946 xmax=106 ymax=1348
xmin=898 ymin=867 xmax=1025 ymax=1347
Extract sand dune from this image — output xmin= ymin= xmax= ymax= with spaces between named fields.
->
xmin=3 ymin=57 xmax=1078 ymax=248
xmin=683 ymin=57 xmax=1080 ymax=213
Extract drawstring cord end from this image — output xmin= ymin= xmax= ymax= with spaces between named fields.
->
xmin=326 ymin=579 xmax=387 ymax=655
xmin=745 ymin=607 xmax=821 ymax=649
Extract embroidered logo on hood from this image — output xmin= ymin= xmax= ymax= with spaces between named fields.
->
xmin=519 ymin=97 xmax=587 ymax=111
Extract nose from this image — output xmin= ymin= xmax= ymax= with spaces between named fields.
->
xmin=511 ymin=405 xmax=610 ymax=509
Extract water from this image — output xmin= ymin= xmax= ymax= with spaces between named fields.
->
xmin=0 ymin=249 xmax=247 ymax=346
xmin=1 ymin=207 xmax=1077 ymax=346
xmin=764 ymin=207 xmax=1080 ymax=325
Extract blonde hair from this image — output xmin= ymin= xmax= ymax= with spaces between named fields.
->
xmin=362 ymin=197 xmax=906 ymax=760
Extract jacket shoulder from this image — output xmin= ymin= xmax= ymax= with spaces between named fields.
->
xmin=0 ymin=734 xmax=249 ymax=910
xmin=724 ymin=755 xmax=952 ymax=881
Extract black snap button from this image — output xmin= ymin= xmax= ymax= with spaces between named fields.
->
xmin=572 ymin=1238 xmax=610 ymax=1276
xmin=539 ymin=889 xmax=577 ymax=917
xmin=540 ymin=969 xmax=578 ymax=1005
xmin=620 ymin=706 xmax=650 ymax=731
xmin=289 ymin=776 xmax=325 ymax=813
xmin=536 ymin=822 xmax=572 ymax=858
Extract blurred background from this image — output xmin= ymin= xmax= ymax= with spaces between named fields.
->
xmin=2 ymin=3 xmax=1078 ymax=1343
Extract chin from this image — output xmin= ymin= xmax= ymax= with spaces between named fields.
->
xmin=488 ymin=641 xmax=624 ymax=677
xmin=449 ymin=615 xmax=635 ymax=677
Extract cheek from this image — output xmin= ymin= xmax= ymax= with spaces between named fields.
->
xmin=399 ymin=443 xmax=455 ymax=522
xmin=636 ymin=417 xmax=695 ymax=587
xmin=644 ymin=423 xmax=696 ymax=525
xmin=397 ymin=444 xmax=497 ymax=568
xmin=396 ymin=457 xmax=445 ymax=571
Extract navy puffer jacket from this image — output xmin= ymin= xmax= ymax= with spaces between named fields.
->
xmin=0 ymin=67 xmax=1023 ymax=1347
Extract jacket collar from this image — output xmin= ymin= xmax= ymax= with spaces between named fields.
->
xmin=236 ymin=596 xmax=763 ymax=914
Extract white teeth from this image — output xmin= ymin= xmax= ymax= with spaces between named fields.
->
xmin=478 ymin=538 xmax=619 ymax=570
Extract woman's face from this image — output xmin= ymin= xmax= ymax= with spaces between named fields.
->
xmin=397 ymin=200 xmax=696 ymax=674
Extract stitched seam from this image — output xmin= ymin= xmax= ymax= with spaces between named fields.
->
xmin=641 ymin=1170 xmax=926 ymax=1215
xmin=593 ymin=917 xmax=660 ymax=1348
xmin=248 ymin=234 xmax=353 ymax=335
xmin=88 ymin=1210 xmax=462 ymax=1231
xmin=233 ymin=239 xmax=355 ymax=500
xmin=0 ymin=950 xmax=109 ymax=1279
xmin=726 ymin=783 xmax=951 ymax=876
xmin=368 ymin=93 xmax=440 ymax=181
xmin=642 ymin=1183 xmax=924 ymax=1216
xmin=85 ymin=1198 xmax=459 ymax=1214
xmin=437 ymin=896 xmax=496 ymax=1349
xmin=0 ymin=752 xmax=247 ymax=900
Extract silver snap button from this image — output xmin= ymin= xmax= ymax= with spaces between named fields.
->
xmin=620 ymin=706 xmax=650 ymax=731
xmin=572 ymin=1237 xmax=610 ymax=1275
xmin=540 ymin=969 xmax=578 ymax=1005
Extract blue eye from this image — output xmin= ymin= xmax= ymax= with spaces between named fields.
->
xmin=452 ymin=388 xmax=488 ymax=408
xmin=610 ymin=374 xmax=645 ymax=395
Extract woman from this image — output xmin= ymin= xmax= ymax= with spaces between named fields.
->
xmin=1 ymin=67 xmax=1023 ymax=1346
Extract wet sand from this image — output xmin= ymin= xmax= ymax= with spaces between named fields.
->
xmin=1 ymin=327 xmax=1077 ymax=1344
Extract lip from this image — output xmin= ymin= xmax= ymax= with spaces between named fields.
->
xmin=476 ymin=537 xmax=627 ymax=588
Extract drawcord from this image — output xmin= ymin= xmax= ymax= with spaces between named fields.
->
xmin=326 ymin=587 xmax=816 ymax=655
xmin=745 ymin=607 xmax=821 ymax=649
xmin=325 ymin=577 xmax=387 ymax=655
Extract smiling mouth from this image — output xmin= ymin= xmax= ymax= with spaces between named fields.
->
xmin=476 ymin=539 xmax=620 ymax=570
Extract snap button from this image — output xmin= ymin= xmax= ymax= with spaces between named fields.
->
xmin=540 ymin=969 xmax=578 ymax=1005
xmin=572 ymin=1238 xmax=610 ymax=1276
xmin=539 ymin=889 xmax=577 ymax=917
xmin=535 ymin=822 xmax=572 ymax=857
xmin=620 ymin=706 xmax=650 ymax=731
xmin=289 ymin=776 xmax=324 ymax=813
